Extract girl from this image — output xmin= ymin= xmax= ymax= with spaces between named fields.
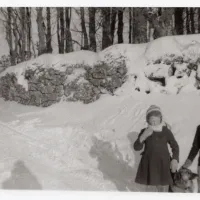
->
xmin=134 ymin=105 xmax=179 ymax=192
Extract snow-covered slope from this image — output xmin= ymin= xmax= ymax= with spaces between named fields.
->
xmin=0 ymin=91 xmax=199 ymax=191
xmin=0 ymin=35 xmax=200 ymax=191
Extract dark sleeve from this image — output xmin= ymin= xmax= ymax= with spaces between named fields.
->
xmin=187 ymin=125 xmax=200 ymax=162
xmin=167 ymin=128 xmax=179 ymax=162
xmin=133 ymin=129 xmax=145 ymax=151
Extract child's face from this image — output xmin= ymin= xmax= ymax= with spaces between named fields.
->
xmin=148 ymin=115 xmax=161 ymax=126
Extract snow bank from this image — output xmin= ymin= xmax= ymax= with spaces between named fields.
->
xmin=145 ymin=34 xmax=200 ymax=62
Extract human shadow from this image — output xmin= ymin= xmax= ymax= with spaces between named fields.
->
xmin=89 ymin=133 xmax=141 ymax=192
xmin=2 ymin=160 xmax=42 ymax=190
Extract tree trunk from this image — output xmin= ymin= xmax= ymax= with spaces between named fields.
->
xmin=65 ymin=7 xmax=73 ymax=53
xmin=158 ymin=8 xmax=174 ymax=36
xmin=59 ymin=7 xmax=65 ymax=54
xmin=88 ymin=7 xmax=96 ymax=52
xmin=174 ymin=8 xmax=184 ymax=35
xmin=186 ymin=8 xmax=191 ymax=34
xmin=36 ymin=8 xmax=46 ymax=56
xmin=117 ymin=8 xmax=124 ymax=43
xmin=26 ymin=7 xmax=31 ymax=59
xmin=198 ymin=8 xmax=200 ymax=33
xmin=80 ymin=7 xmax=89 ymax=50
xmin=12 ymin=11 xmax=19 ymax=63
xmin=129 ymin=8 xmax=132 ymax=43
xmin=19 ymin=7 xmax=26 ymax=61
xmin=190 ymin=8 xmax=195 ymax=34
xmin=132 ymin=8 xmax=147 ymax=43
xmin=101 ymin=7 xmax=112 ymax=50
xmin=158 ymin=8 xmax=162 ymax=16
xmin=56 ymin=8 xmax=61 ymax=53
xmin=46 ymin=7 xmax=53 ymax=53
xmin=6 ymin=7 xmax=15 ymax=66
xmin=111 ymin=7 xmax=117 ymax=44
xmin=132 ymin=8 xmax=136 ymax=43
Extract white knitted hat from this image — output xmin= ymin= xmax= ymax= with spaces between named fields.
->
xmin=146 ymin=105 xmax=162 ymax=121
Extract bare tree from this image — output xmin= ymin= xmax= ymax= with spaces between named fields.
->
xmin=36 ymin=8 xmax=46 ymax=55
xmin=88 ymin=7 xmax=96 ymax=51
xmin=198 ymin=8 xmax=200 ymax=33
xmin=129 ymin=8 xmax=132 ymax=43
xmin=131 ymin=8 xmax=147 ymax=43
xmin=174 ymin=8 xmax=184 ymax=35
xmin=159 ymin=8 xmax=174 ymax=36
xmin=158 ymin=8 xmax=162 ymax=16
xmin=190 ymin=8 xmax=195 ymax=34
xmin=12 ymin=10 xmax=20 ymax=63
xmin=5 ymin=7 xmax=15 ymax=65
xmin=46 ymin=7 xmax=53 ymax=53
xmin=101 ymin=7 xmax=112 ymax=49
xmin=186 ymin=8 xmax=191 ymax=34
xmin=117 ymin=8 xmax=124 ymax=43
xmin=144 ymin=8 xmax=157 ymax=41
xmin=19 ymin=8 xmax=26 ymax=61
xmin=59 ymin=7 xmax=65 ymax=53
xmin=111 ymin=7 xmax=117 ymax=44
xmin=26 ymin=7 xmax=32 ymax=58
xmin=80 ymin=7 xmax=89 ymax=50
xmin=57 ymin=8 xmax=61 ymax=53
xmin=65 ymin=7 xmax=73 ymax=53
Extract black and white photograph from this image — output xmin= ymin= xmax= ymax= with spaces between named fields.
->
xmin=0 ymin=6 xmax=200 ymax=194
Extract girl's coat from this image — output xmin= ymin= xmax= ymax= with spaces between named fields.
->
xmin=134 ymin=126 xmax=179 ymax=186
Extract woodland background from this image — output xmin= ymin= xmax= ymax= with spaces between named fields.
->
xmin=0 ymin=8 xmax=199 ymax=68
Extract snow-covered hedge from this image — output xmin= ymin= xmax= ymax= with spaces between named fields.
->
xmin=0 ymin=51 xmax=127 ymax=107
xmin=2 ymin=34 xmax=200 ymax=106
xmin=132 ymin=34 xmax=200 ymax=94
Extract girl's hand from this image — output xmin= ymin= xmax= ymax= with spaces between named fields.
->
xmin=171 ymin=159 xmax=178 ymax=173
xmin=140 ymin=127 xmax=153 ymax=143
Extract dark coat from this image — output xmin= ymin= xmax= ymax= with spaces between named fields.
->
xmin=187 ymin=125 xmax=200 ymax=166
xmin=134 ymin=126 xmax=179 ymax=186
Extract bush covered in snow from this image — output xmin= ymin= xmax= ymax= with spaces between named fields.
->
xmin=2 ymin=34 xmax=200 ymax=106
xmin=143 ymin=52 xmax=200 ymax=94
xmin=131 ymin=35 xmax=200 ymax=95
xmin=0 ymin=51 xmax=128 ymax=107
xmin=85 ymin=61 xmax=127 ymax=93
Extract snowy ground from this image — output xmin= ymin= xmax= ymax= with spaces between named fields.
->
xmin=0 ymin=90 xmax=200 ymax=191
xmin=0 ymin=35 xmax=200 ymax=191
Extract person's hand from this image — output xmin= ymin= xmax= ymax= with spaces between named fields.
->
xmin=171 ymin=159 xmax=178 ymax=173
xmin=181 ymin=159 xmax=192 ymax=169
xmin=140 ymin=127 xmax=153 ymax=143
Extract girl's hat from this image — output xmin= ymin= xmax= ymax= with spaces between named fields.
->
xmin=146 ymin=105 xmax=162 ymax=121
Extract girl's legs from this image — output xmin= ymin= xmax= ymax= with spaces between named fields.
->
xmin=156 ymin=185 xmax=169 ymax=192
xmin=146 ymin=185 xmax=159 ymax=192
